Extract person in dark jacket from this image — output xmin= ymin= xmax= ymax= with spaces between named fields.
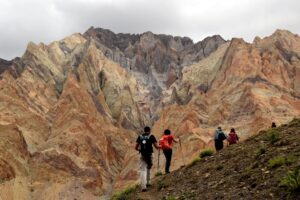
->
xmin=214 ymin=126 xmax=227 ymax=151
xmin=135 ymin=126 xmax=160 ymax=191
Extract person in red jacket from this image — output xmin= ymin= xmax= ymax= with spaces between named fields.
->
xmin=159 ymin=129 xmax=178 ymax=174
xmin=227 ymin=128 xmax=239 ymax=145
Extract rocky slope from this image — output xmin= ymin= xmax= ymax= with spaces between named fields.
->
xmin=0 ymin=28 xmax=300 ymax=199
xmin=124 ymin=118 xmax=300 ymax=200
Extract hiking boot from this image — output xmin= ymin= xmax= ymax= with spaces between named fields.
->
xmin=141 ymin=188 xmax=147 ymax=192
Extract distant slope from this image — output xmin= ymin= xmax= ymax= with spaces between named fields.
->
xmin=124 ymin=118 xmax=300 ymax=200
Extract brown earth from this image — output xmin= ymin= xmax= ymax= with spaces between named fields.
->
xmin=125 ymin=118 xmax=300 ymax=200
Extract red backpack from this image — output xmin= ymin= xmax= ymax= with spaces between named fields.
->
xmin=159 ymin=135 xmax=172 ymax=150
xmin=228 ymin=132 xmax=238 ymax=144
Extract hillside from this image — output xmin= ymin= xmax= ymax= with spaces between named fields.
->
xmin=120 ymin=118 xmax=300 ymax=200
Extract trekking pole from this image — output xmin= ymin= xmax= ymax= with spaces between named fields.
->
xmin=157 ymin=149 xmax=160 ymax=173
xmin=178 ymin=136 xmax=186 ymax=167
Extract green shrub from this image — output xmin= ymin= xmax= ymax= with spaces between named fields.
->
xmin=280 ymin=168 xmax=300 ymax=194
xmin=187 ymin=157 xmax=200 ymax=168
xmin=268 ymin=155 xmax=296 ymax=169
xmin=200 ymin=149 xmax=214 ymax=158
xmin=111 ymin=185 xmax=137 ymax=200
xmin=268 ymin=156 xmax=286 ymax=168
xmin=266 ymin=129 xmax=280 ymax=144
xmin=157 ymin=180 xmax=167 ymax=191
xmin=256 ymin=144 xmax=267 ymax=158
xmin=155 ymin=171 xmax=163 ymax=177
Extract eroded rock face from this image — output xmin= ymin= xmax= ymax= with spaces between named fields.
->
xmin=84 ymin=27 xmax=226 ymax=103
xmin=0 ymin=33 xmax=141 ymax=199
xmin=0 ymin=28 xmax=299 ymax=199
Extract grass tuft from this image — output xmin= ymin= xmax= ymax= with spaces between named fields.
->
xmin=265 ymin=129 xmax=280 ymax=144
xmin=255 ymin=144 xmax=267 ymax=158
xmin=157 ymin=180 xmax=168 ymax=191
xmin=187 ymin=157 xmax=200 ymax=168
xmin=280 ymin=168 xmax=300 ymax=194
xmin=155 ymin=171 xmax=163 ymax=177
xmin=268 ymin=156 xmax=286 ymax=168
xmin=200 ymin=149 xmax=214 ymax=158
xmin=111 ymin=185 xmax=138 ymax=200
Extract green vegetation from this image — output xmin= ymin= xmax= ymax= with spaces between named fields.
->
xmin=111 ymin=185 xmax=138 ymax=200
xmin=255 ymin=144 xmax=267 ymax=158
xmin=268 ymin=155 xmax=295 ymax=168
xmin=200 ymin=149 xmax=214 ymax=158
xmin=280 ymin=168 xmax=300 ymax=194
xmin=258 ymin=144 xmax=266 ymax=155
xmin=266 ymin=129 xmax=280 ymax=144
xmin=268 ymin=156 xmax=286 ymax=168
xmin=157 ymin=180 xmax=168 ymax=191
xmin=166 ymin=197 xmax=177 ymax=200
xmin=155 ymin=171 xmax=163 ymax=177
xmin=187 ymin=157 xmax=200 ymax=168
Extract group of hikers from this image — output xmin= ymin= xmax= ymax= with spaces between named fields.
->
xmin=135 ymin=122 xmax=277 ymax=191
xmin=134 ymin=126 xmax=240 ymax=191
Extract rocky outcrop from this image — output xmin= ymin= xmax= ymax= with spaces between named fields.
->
xmin=0 ymin=58 xmax=11 ymax=74
xmin=84 ymin=27 xmax=226 ymax=103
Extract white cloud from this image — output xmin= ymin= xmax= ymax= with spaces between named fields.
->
xmin=0 ymin=0 xmax=299 ymax=59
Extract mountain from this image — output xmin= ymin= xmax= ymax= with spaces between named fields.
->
xmin=0 ymin=28 xmax=299 ymax=199
xmin=119 ymin=118 xmax=300 ymax=200
xmin=152 ymin=30 xmax=300 ymax=170
xmin=84 ymin=27 xmax=226 ymax=124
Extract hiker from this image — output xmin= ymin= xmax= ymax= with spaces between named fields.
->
xmin=214 ymin=126 xmax=227 ymax=151
xmin=227 ymin=128 xmax=239 ymax=145
xmin=159 ymin=129 xmax=178 ymax=174
xmin=271 ymin=122 xmax=276 ymax=128
xmin=135 ymin=126 xmax=160 ymax=191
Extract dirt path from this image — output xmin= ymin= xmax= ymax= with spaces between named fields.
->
xmin=134 ymin=189 xmax=159 ymax=200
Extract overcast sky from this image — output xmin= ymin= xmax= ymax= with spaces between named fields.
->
xmin=0 ymin=0 xmax=299 ymax=59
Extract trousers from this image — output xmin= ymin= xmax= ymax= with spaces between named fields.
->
xmin=140 ymin=155 xmax=152 ymax=189
xmin=163 ymin=149 xmax=172 ymax=173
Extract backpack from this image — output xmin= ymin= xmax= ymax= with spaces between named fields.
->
xmin=139 ymin=134 xmax=152 ymax=156
xmin=228 ymin=133 xmax=237 ymax=144
xmin=159 ymin=135 xmax=172 ymax=150
xmin=215 ymin=130 xmax=226 ymax=141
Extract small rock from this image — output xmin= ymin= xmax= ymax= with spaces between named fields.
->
xmin=204 ymin=173 xmax=210 ymax=178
